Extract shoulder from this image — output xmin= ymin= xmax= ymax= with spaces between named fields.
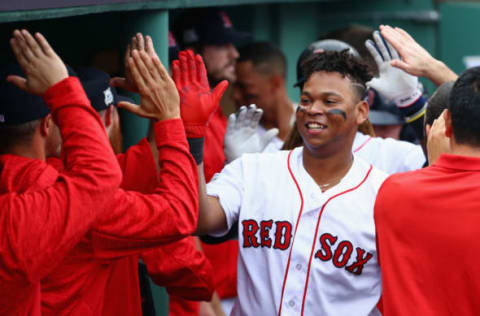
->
xmin=355 ymin=156 xmax=388 ymax=191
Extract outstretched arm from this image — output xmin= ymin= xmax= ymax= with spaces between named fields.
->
xmin=1 ymin=30 xmax=122 ymax=283
xmin=172 ymin=50 xmax=230 ymax=236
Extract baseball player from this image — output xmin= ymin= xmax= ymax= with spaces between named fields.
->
xmin=374 ymin=66 xmax=480 ymax=316
xmin=174 ymin=48 xmax=387 ymax=315
xmin=39 ymin=37 xmax=207 ymax=315
xmin=0 ymin=30 xmax=122 ymax=315
xmin=285 ymin=34 xmax=427 ymax=174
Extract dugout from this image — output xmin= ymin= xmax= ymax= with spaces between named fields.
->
xmin=0 ymin=0 xmax=476 ymax=314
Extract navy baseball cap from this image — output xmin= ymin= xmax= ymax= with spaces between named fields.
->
xmin=75 ymin=67 xmax=132 ymax=112
xmin=294 ymin=39 xmax=360 ymax=88
xmin=0 ymin=64 xmax=50 ymax=125
xmin=180 ymin=8 xmax=251 ymax=46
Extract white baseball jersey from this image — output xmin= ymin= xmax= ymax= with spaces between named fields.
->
xmin=207 ymin=147 xmax=388 ymax=316
xmin=353 ymin=132 xmax=425 ymax=175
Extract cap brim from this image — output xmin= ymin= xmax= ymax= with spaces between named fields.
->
xmin=369 ymin=110 xmax=403 ymax=125
xmin=115 ymin=94 xmax=135 ymax=106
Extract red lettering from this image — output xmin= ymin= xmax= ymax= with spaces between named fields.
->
xmin=273 ymin=221 xmax=292 ymax=250
xmin=332 ymin=241 xmax=353 ymax=268
xmin=315 ymin=233 xmax=338 ymax=261
xmin=345 ymin=247 xmax=373 ymax=275
xmin=260 ymin=220 xmax=273 ymax=248
xmin=242 ymin=219 xmax=259 ymax=248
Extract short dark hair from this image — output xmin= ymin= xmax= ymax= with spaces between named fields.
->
xmin=425 ymin=81 xmax=454 ymax=127
xmin=238 ymin=41 xmax=287 ymax=78
xmin=449 ymin=67 xmax=480 ymax=146
xmin=300 ymin=50 xmax=372 ymax=100
xmin=0 ymin=120 xmax=40 ymax=154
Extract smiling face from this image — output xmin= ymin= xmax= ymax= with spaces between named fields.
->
xmin=297 ymin=71 xmax=368 ymax=157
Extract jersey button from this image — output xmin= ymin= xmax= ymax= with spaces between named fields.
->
xmin=288 ymin=300 xmax=295 ymax=307
xmin=295 ymin=264 xmax=302 ymax=271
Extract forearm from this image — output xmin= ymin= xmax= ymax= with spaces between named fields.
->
xmin=424 ymin=59 xmax=458 ymax=87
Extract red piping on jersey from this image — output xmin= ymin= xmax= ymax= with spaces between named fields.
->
xmin=300 ymin=164 xmax=373 ymax=316
xmin=353 ymin=136 xmax=372 ymax=153
xmin=278 ymin=150 xmax=305 ymax=316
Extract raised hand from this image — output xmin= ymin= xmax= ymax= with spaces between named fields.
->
xmin=172 ymin=50 xmax=229 ymax=138
xmin=8 ymin=29 xmax=68 ymax=95
xmin=224 ymin=104 xmax=279 ymax=163
xmin=379 ymin=25 xmax=458 ymax=86
xmin=365 ymin=30 xmax=421 ymax=108
xmin=117 ymin=49 xmax=180 ymax=121
xmin=426 ymin=109 xmax=450 ymax=165
xmin=110 ymin=33 xmax=157 ymax=93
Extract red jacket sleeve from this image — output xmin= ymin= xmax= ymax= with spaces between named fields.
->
xmin=89 ymin=119 xmax=199 ymax=258
xmin=0 ymin=77 xmax=122 ymax=284
xmin=142 ymin=237 xmax=215 ymax=301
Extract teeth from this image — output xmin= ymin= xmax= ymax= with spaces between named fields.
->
xmin=307 ymin=122 xmax=326 ymax=129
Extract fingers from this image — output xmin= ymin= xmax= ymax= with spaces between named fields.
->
xmin=260 ymin=128 xmax=280 ymax=150
xmin=179 ymin=51 xmax=189 ymax=86
xmin=34 ymin=32 xmax=54 ymax=57
xmin=171 ymin=60 xmax=182 ymax=86
xmin=251 ymin=105 xmax=263 ymax=129
xmin=145 ymin=35 xmax=156 ymax=57
xmin=212 ymin=80 xmax=229 ymax=104
xmin=385 ymin=38 xmax=400 ymax=60
xmin=195 ymin=54 xmax=209 ymax=87
xmin=245 ymin=104 xmax=256 ymax=128
xmin=138 ymin=50 xmax=161 ymax=84
xmin=12 ymin=30 xmax=34 ymax=66
xmin=373 ymin=30 xmax=390 ymax=61
xmin=365 ymin=39 xmax=383 ymax=66
xmin=6 ymin=75 xmax=27 ymax=91
xmin=128 ymin=52 xmax=148 ymax=92
xmin=136 ymin=33 xmax=145 ymax=52
xmin=10 ymin=37 xmax=29 ymax=69
xmin=22 ymin=30 xmax=42 ymax=58
xmin=186 ymin=50 xmax=197 ymax=84
xmin=117 ymin=100 xmax=143 ymax=116
xmin=151 ymin=54 xmax=170 ymax=82
xmin=236 ymin=106 xmax=247 ymax=129
xmin=390 ymin=59 xmax=411 ymax=73
xmin=226 ymin=113 xmax=237 ymax=134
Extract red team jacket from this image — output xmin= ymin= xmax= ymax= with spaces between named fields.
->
xmin=375 ymin=154 xmax=480 ymax=316
xmin=0 ymin=77 xmax=122 ymax=316
xmin=101 ymin=139 xmax=214 ymax=316
xmin=169 ymin=106 xmax=239 ymax=315
xmin=41 ymin=119 xmax=202 ymax=315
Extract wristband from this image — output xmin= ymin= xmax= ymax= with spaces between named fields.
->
xmin=187 ymin=137 xmax=204 ymax=164
xmin=395 ymin=89 xmax=422 ymax=108
xmin=405 ymin=104 xmax=427 ymax=124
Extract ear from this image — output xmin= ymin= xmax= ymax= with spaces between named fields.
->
xmin=425 ymin=124 xmax=431 ymax=138
xmin=40 ymin=114 xmax=54 ymax=137
xmin=270 ymin=75 xmax=284 ymax=90
xmin=105 ymin=105 xmax=114 ymax=127
xmin=444 ymin=109 xmax=453 ymax=138
xmin=355 ymin=100 xmax=370 ymax=125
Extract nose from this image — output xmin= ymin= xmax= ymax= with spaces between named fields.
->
xmin=304 ymin=101 xmax=327 ymax=116
xmin=228 ymin=43 xmax=239 ymax=60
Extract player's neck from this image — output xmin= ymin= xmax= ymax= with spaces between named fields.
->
xmin=450 ymin=142 xmax=480 ymax=159
xmin=302 ymin=147 xmax=353 ymax=190
xmin=8 ymin=143 xmax=46 ymax=161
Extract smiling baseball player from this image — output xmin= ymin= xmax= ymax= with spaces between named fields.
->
xmin=174 ymin=49 xmax=387 ymax=315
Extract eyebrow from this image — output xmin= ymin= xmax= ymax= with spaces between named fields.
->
xmin=301 ymin=91 xmax=343 ymax=98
